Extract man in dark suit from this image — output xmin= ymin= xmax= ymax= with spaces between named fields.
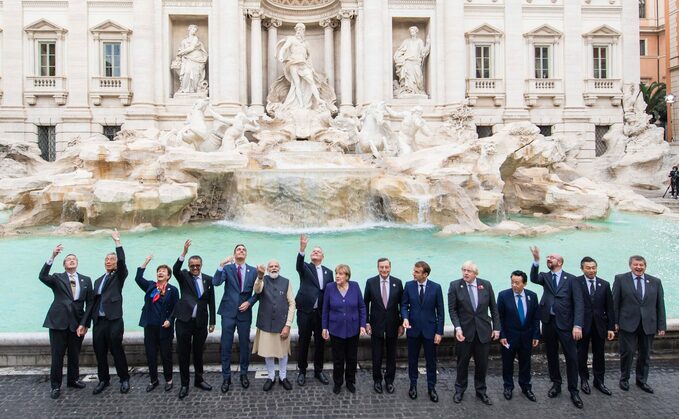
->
xmin=295 ymin=234 xmax=333 ymax=386
xmin=401 ymin=261 xmax=444 ymax=403
xmin=612 ymin=255 xmax=666 ymax=394
xmin=576 ymin=256 xmax=615 ymax=396
xmin=448 ymin=261 xmax=500 ymax=405
xmin=529 ymin=246 xmax=584 ymax=408
xmin=173 ymin=239 xmax=216 ymax=399
xmin=84 ymin=229 xmax=130 ymax=395
xmin=364 ymin=257 xmax=404 ymax=394
xmin=39 ymin=244 xmax=93 ymax=399
xmin=497 ymin=270 xmax=540 ymax=402
xmin=213 ymin=244 xmax=260 ymax=392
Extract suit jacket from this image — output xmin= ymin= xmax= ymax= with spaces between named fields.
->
xmin=212 ymin=262 xmax=259 ymax=321
xmin=295 ymin=252 xmax=333 ymax=313
xmin=172 ymin=258 xmax=216 ymax=328
xmin=400 ymin=280 xmax=444 ymax=340
xmin=322 ymin=281 xmax=367 ymax=339
xmin=84 ymin=246 xmax=128 ymax=326
xmin=577 ymin=275 xmax=615 ymax=339
xmin=497 ymin=288 xmax=540 ymax=347
xmin=448 ymin=278 xmax=500 ymax=344
xmin=530 ymin=264 xmax=583 ymax=331
xmin=364 ymin=275 xmax=403 ymax=338
xmin=612 ymin=272 xmax=666 ymax=335
xmin=135 ymin=268 xmax=179 ymax=340
xmin=39 ymin=263 xmax=94 ymax=332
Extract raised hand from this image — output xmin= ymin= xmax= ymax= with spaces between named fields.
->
xmin=219 ymin=256 xmax=234 ymax=268
xmin=51 ymin=244 xmax=63 ymax=260
xmin=257 ymin=264 xmax=266 ymax=278
xmin=529 ymin=246 xmax=540 ymax=262
xmin=182 ymin=239 xmax=192 ymax=257
xmin=142 ymin=253 xmax=153 ymax=269
xmin=299 ymin=234 xmax=308 ymax=252
xmin=111 ymin=228 xmax=121 ymax=243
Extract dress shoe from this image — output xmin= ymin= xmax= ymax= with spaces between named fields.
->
xmin=619 ymin=380 xmax=630 ymax=391
xmin=195 ymin=381 xmax=212 ymax=391
xmin=164 ymin=382 xmax=173 ymax=392
xmin=547 ymin=384 xmax=561 ymax=398
xmin=476 ymin=392 xmax=492 ymax=405
xmin=373 ymin=381 xmax=383 ymax=394
xmin=279 ymin=377 xmax=293 ymax=391
xmin=221 ymin=379 xmax=231 ymax=393
xmin=580 ymin=380 xmax=591 ymax=395
xmin=453 ymin=391 xmax=464 ymax=403
xmin=120 ymin=380 xmax=130 ymax=394
xmin=67 ymin=380 xmax=86 ymax=389
xmin=92 ymin=381 xmax=110 ymax=395
xmin=50 ymin=388 xmax=60 ymax=399
xmin=333 ymin=384 xmax=341 ymax=394
xmin=503 ymin=389 xmax=513 ymax=400
xmin=636 ymin=381 xmax=654 ymax=394
xmin=314 ymin=372 xmax=329 ymax=385
xmin=346 ymin=382 xmax=356 ymax=393
xmin=240 ymin=375 xmax=250 ymax=389
xmin=297 ymin=372 xmax=306 ymax=387
xmin=570 ymin=393 xmax=583 ymax=409
xmin=428 ymin=388 xmax=439 ymax=403
xmin=593 ymin=382 xmax=612 ymax=396
xmin=385 ymin=383 xmax=395 ymax=394
xmin=263 ymin=379 xmax=274 ymax=392
xmin=522 ymin=389 xmax=537 ymax=402
xmin=408 ymin=385 xmax=417 ymax=400
xmin=178 ymin=386 xmax=189 ymax=399
xmin=146 ymin=381 xmax=159 ymax=392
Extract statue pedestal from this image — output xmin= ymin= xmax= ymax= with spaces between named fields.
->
xmin=273 ymin=108 xmax=332 ymax=140
xmin=173 ymin=91 xmax=208 ymax=99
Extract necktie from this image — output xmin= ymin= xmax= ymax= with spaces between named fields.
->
xmin=551 ymin=273 xmax=558 ymax=289
xmin=237 ymin=265 xmax=243 ymax=292
xmin=419 ymin=284 xmax=424 ymax=304
xmin=381 ymin=280 xmax=388 ymax=308
xmin=98 ymin=273 xmax=109 ymax=316
xmin=69 ymin=274 xmax=77 ymax=299
xmin=588 ymin=279 xmax=595 ymax=297
xmin=635 ymin=276 xmax=643 ymax=300
xmin=194 ymin=276 xmax=203 ymax=298
xmin=317 ymin=266 xmax=324 ymax=290
xmin=468 ymin=284 xmax=477 ymax=310
xmin=516 ymin=294 xmax=525 ymax=326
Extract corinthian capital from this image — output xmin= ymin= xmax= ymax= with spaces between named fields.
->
xmin=337 ymin=9 xmax=356 ymax=20
xmin=263 ymin=18 xmax=282 ymax=29
xmin=246 ymin=8 xmax=263 ymax=20
xmin=319 ymin=18 xmax=338 ymax=29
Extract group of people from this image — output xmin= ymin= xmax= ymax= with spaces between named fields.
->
xmin=40 ymin=232 xmax=666 ymax=410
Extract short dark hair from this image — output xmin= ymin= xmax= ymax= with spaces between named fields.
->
xmin=511 ymin=270 xmax=527 ymax=283
xmin=414 ymin=261 xmax=431 ymax=276
xmin=233 ymin=244 xmax=246 ymax=254
xmin=156 ymin=264 xmax=172 ymax=278
xmin=629 ymin=255 xmax=646 ymax=266
xmin=188 ymin=255 xmax=202 ymax=265
xmin=377 ymin=257 xmax=391 ymax=266
xmin=62 ymin=254 xmax=77 ymax=266
xmin=580 ymin=256 xmax=597 ymax=268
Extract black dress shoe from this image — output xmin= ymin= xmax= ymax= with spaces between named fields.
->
xmin=297 ymin=372 xmax=306 ymax=387
xmin=636 ymin=381 xmax=654 ymax=394
xmin=50 ymin=388 xmax=60 ymax=399
xmin=593 ymin=382 xmax=612 ymax=396
xmin=279 ymin=378 xmax=293 ymax=390
xmin=571 ymin=393 xmax=583 ymax=409
xmin=374 ymin=382 xmax=383 ymax=394
xmin=333 ymin=384 xmax=341 ymax=394
xmin=195 ymin=381 xmax=212 ymax=391
xmin=263 ymin=379 xmax=274 ymax=392
xmin=547 ymin=384 xmax=561 ymax=398
xmin=165 ymin=382 xmax=173 ymax=392
xmin=92 ymin=381 xmax=110 ymax=395
xmin=221 ymin=379 xmax=231 ymax=393
xmin=522 ymin=389 xmax=537 ymax=402
xmin=67 ymin=380 xmax=86 ymax=389
xmin=503 ymin=389 xmax=513 ymax=400
xmin=453 ymin=391 xmax=463 ymax=403
xmin=178 ymin=386 xmax=189 ymax=399
xmin=120 ymin=380 xmax=130 ymax=394
xmin=385 ymin=383 xmax=395 ymax=394
xmin=346 ymin=383 xmax=356 ymax=393
xmin=476 ymin=392 xmax=492 ymax=405
xmin=619 ymin=380 xmax=630 ymax=391
xmin=580 ymin=380 xmax=591 ymax=394
xmin=315 ymin=372 xmax=329 ymax=385
xmin=146 ymin=381 xmax=159 ymax=392
xmin=408 ymin=385 xmax=417 ymax=400
xmin=240 ymin=375 xmax=250 ymax=389
xmin=428 ymin=388 xmax=439 ymax=403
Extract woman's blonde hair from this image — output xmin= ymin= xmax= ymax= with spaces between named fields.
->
xmin=335 ymin=264 xmax=351 ymax=280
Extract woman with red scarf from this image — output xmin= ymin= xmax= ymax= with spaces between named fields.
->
xmin=136 ymin=254 xmax=179 ymax=392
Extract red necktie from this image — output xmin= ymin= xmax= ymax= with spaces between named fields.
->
xmin=237 ymin=265 xmax=243 ymax=291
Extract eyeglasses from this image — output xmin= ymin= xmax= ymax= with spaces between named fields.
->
xmin=189 ymin=264 xmax=201 ymax=269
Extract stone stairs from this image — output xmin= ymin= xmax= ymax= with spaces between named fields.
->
xmin=634 ymin=188 xmax=679 ymax=212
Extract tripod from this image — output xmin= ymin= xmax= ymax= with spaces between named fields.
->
xmin=662 ymin=184 xmax=671 ymax=198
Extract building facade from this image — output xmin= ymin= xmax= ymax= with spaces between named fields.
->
xmin=0 ymin=0 xmax=639 ymax=161
xmin=640 ymin=0 xmax=666 ymax=84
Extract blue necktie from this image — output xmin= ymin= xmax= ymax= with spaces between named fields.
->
xmin=194 ymin=276 xmax=202 ymax=298
xmin=516 ymin=294 xmax=525 ymax=326
xmin=551 ymin=273 xmax=557 ymax=290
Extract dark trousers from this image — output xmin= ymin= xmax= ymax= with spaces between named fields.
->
xmin=619 ymin=324 xmax=654 ymax=384
xmin=297 ymin=309 xmax=324 ymax=373
xmin=407 ymin=335 xmax=437 ymax=389
xmin=455 ymin=335 xmax=490 ymax=393
xmin=542 ymin=318 xmax=579 ymax=394
xmin=144 ymin=326 xmax=173 ymax=384
xmin=92 ymin=317 xmax=129 ymax=383
xmin=501 ymin=338 xmax=533 ymax=392
xmin=371 ymin=333 xmax=397 ymax=384
xmin=48 ymin=328 xmax=84 ymax=389
xmin=176 ymin=318 xmax=208 ymax=387
xmin=330 ymin=334 xmax=359 ymax=386
xmin=577 ymin=325 xmax=606 ymax=384
xmin=219 ymin=316 xmax=251 ymax=381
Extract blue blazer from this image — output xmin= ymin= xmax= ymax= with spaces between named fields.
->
xmin=401 ymin=280 xmax=444 ymax=340
xmin=213 ymin=263 xmax=259 ymax=321
xmin=497 ymin=288 xmax=540 ymax=347
xmin=135 ymin=267 xmax=179 ymax=340
xmin=322 ymin=281 xmax=367 ymax=339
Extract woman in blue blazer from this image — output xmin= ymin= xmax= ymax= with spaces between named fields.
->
xmin=135 ymin=254 xmax=179 ymax=392
xmin=322 ymin=264 xmax=367 ymax=394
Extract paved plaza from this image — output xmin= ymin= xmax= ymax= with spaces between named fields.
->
xmin=1 ymin=356 xmax=679 ymax=418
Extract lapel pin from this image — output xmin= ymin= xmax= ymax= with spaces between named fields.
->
xmin=460 ymin=284 xmax=464 ymax=288
xmin=392 ymin=283 xmax=396 ymax=287
xmin=646 ymin=280 xmax=650 ymax=284
xmin=527 ymin=295 xmax=531 ymax=301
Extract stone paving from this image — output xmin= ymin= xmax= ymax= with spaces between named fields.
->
xmin=1 ymin=357 xmax=679 ymax=418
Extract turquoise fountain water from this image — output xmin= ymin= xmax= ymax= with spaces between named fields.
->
xmin=2 ymin=211 xmax=678 ymax=332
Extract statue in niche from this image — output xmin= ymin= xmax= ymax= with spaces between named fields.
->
xmin=356 ymin=101 xmax=396 ymax=158
xmin=386 ymin=105 xmax=432 ymax=155
xmin=393 ymin=26 xmax=431 ymax=98
xmin=171 ymin=24 xmax=209 ymax=96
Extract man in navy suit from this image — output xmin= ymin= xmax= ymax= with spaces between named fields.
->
xmin=295 ymin=234 xmax=333 ymax=386
xmin=576 ymin=256 xmax=615 ymax=396
xmin=529 ymin=246 xmax=584 ymax=409
xmin=213 ymin=244 xmax=261 ymax=393
xmin=401 ymin=261 xmax=444 ymax=403
xmin=497 ymin=270 xmax=540 ymax=402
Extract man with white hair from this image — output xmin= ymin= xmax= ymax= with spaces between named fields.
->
xmin=448 ymin=261 xmax=500 ymax=405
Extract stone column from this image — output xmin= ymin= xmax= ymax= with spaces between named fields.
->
xmin=338 ymin=9 xmax=355 ymax=112
xmin=248 ymin=9 xmax=264 ymax=114
xmin=214 ymin=0 xmax=242 ymax=111
xmin=319 ymin=18 xmax=337 ymax=92
xmin=360 ymin=1 xmax=384 ymax=104
xmin=126 ymin=0 xmax=157 ymax=127
xmin=621 ymin=0 xmax=640 ymax=84
xmin=264 ymin=18 xmax=282 ymax=92
xmin=443 ymin=0 xmax=465 ymax=106
xmin=0 ymin=0 xmax=27 ymax=142
xmin=502 ymin=0 xmax=528 ymax=121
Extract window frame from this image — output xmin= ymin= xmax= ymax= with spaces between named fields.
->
xmin=38 ymin=41 xmax=56 ymax=77
xmin=534 ymin=44 xmax=552 ymax=79
xmin=475 ymin=44 xmax=492 ymax=79
xmin=102 ymin=41 xmax=121 ymax=77
xmin=592 ymin=45 xmax=609 ymax=79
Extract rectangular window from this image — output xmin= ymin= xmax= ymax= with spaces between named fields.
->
xmin=640 ymin=39 xmax=647 ymax=56
xmin=103 ymin=42 xmax=121 ymax=77
xmin=475 ymin=45 xmax=491 ymax=79
xmin=476 ymin=125 xmax=493 ymax=138
xmin=593 ymin=46 xmax=608 ymax=79
xmin=595 ymin=125 xmax=610 ymax=157
xmin=538 ymin=125 xmax=553 ymax=137
xmin=102 ymin=125 xmax=121 ymax=141
xmin=535 ymin=45 xmax=551 ymax=79
xmin=37 ymin=125 xmax=56 ymax=161
xmin=39 ymin=42 xmax=56 ymax=77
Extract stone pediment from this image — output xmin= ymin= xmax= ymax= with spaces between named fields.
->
xmin=583 ymin=24 xmax=622 ymax=39
xmin=90 ymin=20 xmax=132 ymax=35
xmin=24 ymin=19 xmax=68 ymax=36
xmin=524 ymin=24 xmax=562 ymax=40
xmin=465 ymin=24 xmax=503 ymax=43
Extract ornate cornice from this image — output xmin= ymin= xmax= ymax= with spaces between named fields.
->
xmin=319 ymin=18 xmax=338 ymax=29
xmin=261 ymin=0 xmax=341 ymax=24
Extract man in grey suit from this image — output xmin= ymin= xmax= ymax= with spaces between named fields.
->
xmin=448 ymin=261 xmax=500 ymax=406
xmin=612 ymin=255 xmax=666 ymax=394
